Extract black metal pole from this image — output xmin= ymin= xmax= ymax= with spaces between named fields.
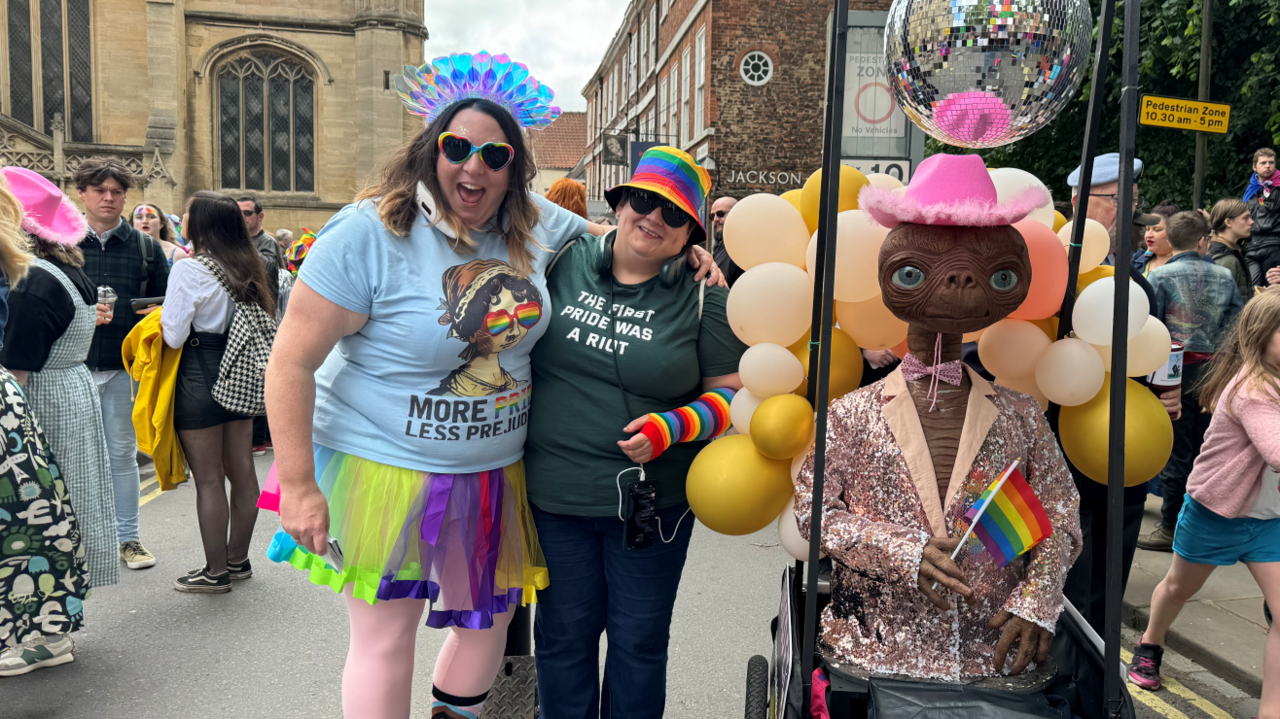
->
xmin=1105 ymin=0 xmax=1142 ymax=710
xmin=1192 ymin=0 xmax=1214 ymax=210
xmin=503 ymin=605 xmax=532 ymax=656
xmin=802 ymin=0 xmax=849 ymax=695
xmin=1049 ymin=0 xmax=1120 ymax=432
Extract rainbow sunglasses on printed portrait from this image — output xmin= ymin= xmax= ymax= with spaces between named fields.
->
xmin=438 ymin=132 xmax=516 ymax=172
xmin=484 ymin=301 xmax=542 ymax=335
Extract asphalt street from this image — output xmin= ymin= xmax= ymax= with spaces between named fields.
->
xmin=4 ymin=454 xmax=786 ymax=718
xmin=2 ymin=454 xmax=1258 ymax=719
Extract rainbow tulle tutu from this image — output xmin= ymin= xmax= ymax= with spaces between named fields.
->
xmin=264 ymin=445 xmax=548 ymax=629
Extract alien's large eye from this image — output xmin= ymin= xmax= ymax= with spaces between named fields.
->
xmin=891 ymin=265 xmax=926 ymax=289
xmin=990 ymin=269 xmax=1018 ymax=292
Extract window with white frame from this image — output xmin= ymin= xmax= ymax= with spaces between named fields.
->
xmin=640 ymin=21 xmax=648 ymax=77
xmin=661 ymin=0 xmax=668 ymax=20
xmin=695 ymin=28 xmax=706 ymax=135
xmin=680 ymin=47 xmax=690 ymax=145
xmin=658 ymin=76 xmax=668 ymax=143
xmin=650 ymin=5 xmax=658 ymax=58
xmin=613 ymin=65 xmax=620 ymax=119
xmin=629 ymin=38 xmax=637 ymax=96
xmin=669 ymin=66 xmax=679 ymax=145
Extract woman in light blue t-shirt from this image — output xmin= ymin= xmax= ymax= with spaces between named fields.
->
xmin=260 ymin=55 xmax=720 ymax=718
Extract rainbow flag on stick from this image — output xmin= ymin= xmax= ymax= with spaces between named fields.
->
xmin=958 ymin=459 xmax=1053 ymax=567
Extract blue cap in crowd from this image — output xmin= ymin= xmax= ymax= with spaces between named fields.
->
xmin=1067 ymin=152 xmax=1145 ymax=188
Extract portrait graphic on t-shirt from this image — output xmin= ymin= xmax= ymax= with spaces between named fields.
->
xmin=429 ymin=258 xmax=543 ymax=397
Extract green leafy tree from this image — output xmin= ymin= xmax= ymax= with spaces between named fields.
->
xmin=927 ymin=0 xmax=1280 ymax=209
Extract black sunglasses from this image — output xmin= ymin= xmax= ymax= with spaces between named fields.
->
xmin=626 ymin=189 xmax=692 ymax=228
xmin=241 ymin=209 xmax=258 ymax=218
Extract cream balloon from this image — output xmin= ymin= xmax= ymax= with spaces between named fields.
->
xmin=989 ymin=167 xmax=1055 ymax=229
xmin=1091 ymin=316 xmax=1173 ymax=377
xmin=1058 ymin=219 xmax=1110 ymax=273
xmin=962 ymin=327 xmax=988 ymax=343
xmin=864 ymin=173 xmax=905 ymax=189
xmin=995 ymin=375 xmax=1049 ymax=411
xmin=740 ymin=343 xmax=806 ymax=397
xmin=1035 ymin=338 xmax=1106 ymax=406
xmin=1071 ymin=277 xmax=1151 ymax=346
xmin=726 ymin=263 xmax=813 ymax=346
xmin=835 ymin=298 xmax=908 ymax=351
xmin=730 ymin=388 xmax=766 ymax=437
xmin=723 ymin=193 xmax=812 ymax=270
xmin=978 ymin=320 xmax=1052 ymax=380
xmin=777 ymin=495 xmax=824 ymax=561
xmin=804 ymin=210 xmax=890 ymax=303
xmin=791 ymin=445 xmax=812 ymax=482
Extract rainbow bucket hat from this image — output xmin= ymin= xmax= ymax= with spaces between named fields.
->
xmin=605 ymin=146 xmax=711 ymax=245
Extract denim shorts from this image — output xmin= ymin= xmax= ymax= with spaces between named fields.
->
xmin=1174 ymin=496 xmax=1280 ymax=565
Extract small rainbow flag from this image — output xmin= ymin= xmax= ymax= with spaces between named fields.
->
xmin=963 ymin=461 xmax=1053 ymax=567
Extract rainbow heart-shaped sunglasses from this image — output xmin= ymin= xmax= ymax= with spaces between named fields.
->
xmin=484 ymin=301 xmax=541 ymax=335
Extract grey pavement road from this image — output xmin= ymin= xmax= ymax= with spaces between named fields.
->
xmin=4 ymin=454 xmax=787 ymax=718
xmin=4 ymin=454 xmax=1257 ymax=719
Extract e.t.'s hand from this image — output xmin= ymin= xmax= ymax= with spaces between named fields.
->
xmin=917 ymin=537 xmax=975 ymax=610
xmin=990 ymin=610 xmax=1052 ymax=674
xmin=617 ymin=416 xmax=655 ymax=464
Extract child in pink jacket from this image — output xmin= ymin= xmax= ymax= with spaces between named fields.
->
xmin=1130 ymin=290 xmax=1280 ymax=716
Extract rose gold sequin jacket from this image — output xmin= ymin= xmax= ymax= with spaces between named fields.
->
xmin=795 ymin=365 xmax=1081 ymax=681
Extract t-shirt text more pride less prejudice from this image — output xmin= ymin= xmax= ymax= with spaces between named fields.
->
xmin=301 ymin=195 xmax=587 ymax=475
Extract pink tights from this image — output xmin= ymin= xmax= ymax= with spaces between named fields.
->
xmin=342 ymin=590 xmax=514 ymax=718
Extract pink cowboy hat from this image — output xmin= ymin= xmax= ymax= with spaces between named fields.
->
xmin=858 ymin=154 xmax=1049 ymax=229
xmin=0 ymin=166 xmax=88 ymax=246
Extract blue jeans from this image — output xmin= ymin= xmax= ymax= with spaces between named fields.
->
xmin=98 ymin=371 xmax=140 ymax=543
xmin=532 ymin=502 xmax=695 ymax=719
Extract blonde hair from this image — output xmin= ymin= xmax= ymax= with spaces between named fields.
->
xmin=356 ymin=98 xmax=542 ymax=276
xmin=1198 ymin=289 xmax=1280 ymax=413
xmin=0 ymin=175 xmax=32 ymax=285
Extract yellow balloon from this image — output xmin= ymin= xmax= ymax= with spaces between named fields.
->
xmin=781 ymin=189 xmax=805 ymax=218
xmin=799 ymin=166 xmax=869 ymax=234
xmin=835 ymin=297 xmax=907 ymax=351
xmin=750 ymin=395 xmax=815 ymax=460
xmin=1052 ymin=210 xmax=1068 ymax=233
xmin=1060 ymin=373 xmax=1174 ymax=487
xmin=793 ymin=328 xmax=864 ymax=404
xmin=962 ymin=327 xmax=988 ymax=343
xmin=687 ymin=435 xmax=792 ymax=536
xmin=1077 ymin=264 xmax=1115 ymax=293
xmin=1029 ymin=316 xmax=1060 ymax=342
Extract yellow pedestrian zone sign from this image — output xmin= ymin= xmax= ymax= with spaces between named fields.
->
xmin=1140 ymin=95 xmax=1231 ymax=134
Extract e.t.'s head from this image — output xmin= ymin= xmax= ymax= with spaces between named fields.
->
xmin=877 ymin=223 xmax=1031 ymax=335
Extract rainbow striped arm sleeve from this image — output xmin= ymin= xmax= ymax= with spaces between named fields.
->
xmin=638 ymin=388 xmax=737 ymax=461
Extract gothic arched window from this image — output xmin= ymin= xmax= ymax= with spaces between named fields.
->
xmin=216 ymin=52 xmax=315 ymax=193
xmin=3 ymin=0 xmax=94 ymax=140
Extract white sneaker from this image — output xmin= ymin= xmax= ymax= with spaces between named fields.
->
xmin=0 ymin=636 xmax=75 ymax=677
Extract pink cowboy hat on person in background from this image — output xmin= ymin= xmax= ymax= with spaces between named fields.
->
xmin=858 ymin=153 xmax=1049 ymax=229
xmin=0 ymin=166 xmax=88 ymax=246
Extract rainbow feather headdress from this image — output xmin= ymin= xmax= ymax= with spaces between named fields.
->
xmin=394 ymin=51 xmax=561 ymax=130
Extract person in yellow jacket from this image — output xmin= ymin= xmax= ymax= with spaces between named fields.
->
xmin=122 ymin=309 xmax=187 ymax=490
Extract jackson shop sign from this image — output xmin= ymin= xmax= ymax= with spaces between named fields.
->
xmin=720 ymin=169 xmax=806 ymax=187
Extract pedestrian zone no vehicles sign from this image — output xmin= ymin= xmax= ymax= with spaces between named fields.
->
xmin=1139 ymin=95 xmax=1231 ymax=134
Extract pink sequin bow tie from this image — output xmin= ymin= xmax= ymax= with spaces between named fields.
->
xmin=900 ymin=353 xmax=964 ymax=386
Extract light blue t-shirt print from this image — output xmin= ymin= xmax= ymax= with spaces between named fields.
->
xmin=300 ymin=194 xmax=588 ymax=474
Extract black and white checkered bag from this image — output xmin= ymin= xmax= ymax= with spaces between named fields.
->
xmin=194 ymin=256 xmax=277 ymax=416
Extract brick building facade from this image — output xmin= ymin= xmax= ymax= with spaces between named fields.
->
xmin=582 ymin=0 xmax=891 ymax=211
xmin=1 ymin=0 xmax=425 ymax=233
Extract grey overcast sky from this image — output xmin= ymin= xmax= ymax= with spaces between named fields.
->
xmin=422 ymin=0 xmax=628 ymax=112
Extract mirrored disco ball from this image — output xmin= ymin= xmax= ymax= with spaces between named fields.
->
xmin=884 ymin=0 xmax=1093 ymax=148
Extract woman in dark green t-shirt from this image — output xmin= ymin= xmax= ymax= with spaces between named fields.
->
xmin=525 ymin=147 xmax=748 ymax=717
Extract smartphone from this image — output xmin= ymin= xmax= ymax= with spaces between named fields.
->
xmin=624 ymin=482 xmax=656 ymax=551
xmin=129 ymin=296 xmax=165 ymax=312
xmin=325 ymin=536 xmax=345 ymax=573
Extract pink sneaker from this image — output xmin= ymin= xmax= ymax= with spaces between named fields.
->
xmin=1127 ymin=642 xmax=1163 ymax=690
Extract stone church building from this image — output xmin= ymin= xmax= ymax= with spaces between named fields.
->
xmin=0 ymin=0 xmax=426 ymax=232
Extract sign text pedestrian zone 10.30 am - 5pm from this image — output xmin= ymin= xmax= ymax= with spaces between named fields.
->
xmin=1139 ymin=95 xmax=1231 ymax=134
